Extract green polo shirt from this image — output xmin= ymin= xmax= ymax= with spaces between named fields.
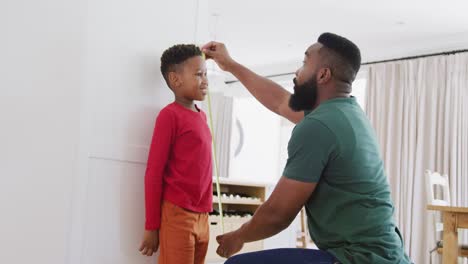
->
xmin=283 ymin=97 xmax=411 ymax=264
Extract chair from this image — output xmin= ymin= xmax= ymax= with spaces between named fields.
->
xmin=425 ymin=170 xmax=468 ymax=263
xmin=296 ymin=207 xmax=307 ymax=248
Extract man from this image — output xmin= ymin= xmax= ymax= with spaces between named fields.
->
xmin=201 ymin=33 xmax=412 ymax=264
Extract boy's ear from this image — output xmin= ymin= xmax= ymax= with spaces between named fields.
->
xmin=168 ymin=71 xmax=181 ymax=88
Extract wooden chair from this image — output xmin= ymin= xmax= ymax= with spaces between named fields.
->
xmin=296 ymin=207 xmax=307 ymax=248
xmin=425 ymin=170 xmax=468 ymax=263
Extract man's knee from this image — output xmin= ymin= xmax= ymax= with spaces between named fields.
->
xmin=224 ymin=253 xmax=250 ymax=264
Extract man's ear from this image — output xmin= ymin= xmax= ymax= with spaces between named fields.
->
xmin=168 ymin=71 xmax=181 ymax=88
xmin=317 ymin=68 xmax=332 ymax=84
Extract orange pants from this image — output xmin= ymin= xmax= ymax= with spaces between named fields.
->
xmin=158 ymin=201 xmax=209 ymax=264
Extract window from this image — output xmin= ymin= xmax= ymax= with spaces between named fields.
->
xmin=352 ymin=76 xmax=367 ymax=110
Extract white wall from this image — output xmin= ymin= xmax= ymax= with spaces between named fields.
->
xmin=71 ymin=1 xmax=203 ymax=264
xmin=0 ymin=0 xmax=85 ymax=263
xmin=0 ymin=0 xmax=203 ymax=263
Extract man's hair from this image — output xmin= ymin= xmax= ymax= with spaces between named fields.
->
xmin=317 ymin=33 xmax=361 ymax=84
xmin=160 ymin=44 xmax=202 ymax=88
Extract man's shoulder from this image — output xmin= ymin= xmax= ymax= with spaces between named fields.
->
xmin=291 ymin=116 xmax=336 ymax=146
xmin=296 ymin=115 xmax=328 ymax=131
xmin=307 ymin=103 xmax=345 ymax=122
xmin=306 ymin=103 xmax=360 ymax=137
xmin=300 ymin=107 xmax=340 ymax=132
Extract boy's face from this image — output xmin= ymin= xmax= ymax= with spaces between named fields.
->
xmin=172 ymin=56 xmax=208 ymax=101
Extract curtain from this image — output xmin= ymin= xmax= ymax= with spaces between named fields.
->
xmin=365 ymin=52 xmax=468 ymax=264
xmin=201 ymin=92 xmax=233 ymax=179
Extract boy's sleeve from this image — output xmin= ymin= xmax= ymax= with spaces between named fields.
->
xmin=283 ymin=119 xmax=337 ymax=183
xmin=144 ymin=109 xmax=175 ymax=230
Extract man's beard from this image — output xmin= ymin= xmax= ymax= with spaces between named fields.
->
xmin=289 ymin=75 xmax=318 ymax=112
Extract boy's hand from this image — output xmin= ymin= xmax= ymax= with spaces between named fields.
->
xmin=201 ymin=41 xmax=236 ymax=72
xmin=139 ymin=230 xmax=159 ymax=256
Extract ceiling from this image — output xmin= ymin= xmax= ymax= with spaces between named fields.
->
xmin=202 ymin=0 xmax=468 ymax=74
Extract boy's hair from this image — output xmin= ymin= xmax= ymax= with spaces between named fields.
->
xmin=160 ymin=44 xmax=202 ymax=88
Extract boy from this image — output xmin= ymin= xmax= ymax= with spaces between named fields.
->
xmin=139 ymin=44 xmax=212 ymax=264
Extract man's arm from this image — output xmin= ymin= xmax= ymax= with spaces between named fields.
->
xmin=202 ymin=42 xmax=304 ymax=124
xmin=237 ymin=176 xmax=316 ymax=242
xmin=216 ymin=176 xmax=316 ymax=257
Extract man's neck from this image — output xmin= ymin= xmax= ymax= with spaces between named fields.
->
xmin=321 ymin=83 xmax=351 ymax=101
xmin=317 ymin=92 xmax=351 ymax=105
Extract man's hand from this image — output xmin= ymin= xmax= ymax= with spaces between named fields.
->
xmin=201 ymin=41 xmax=236 ymax=71
xmin=139 ymin=230 xmax=159 ymax=256
xmin=216 ymin=230 xmax=244 ymax=258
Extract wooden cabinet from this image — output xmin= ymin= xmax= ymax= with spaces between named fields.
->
xmin=206 ymin=178 xmax=267 ymax=262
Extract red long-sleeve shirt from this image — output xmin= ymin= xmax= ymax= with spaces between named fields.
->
xmin=144 ymin=102 xmax=213 ymax=230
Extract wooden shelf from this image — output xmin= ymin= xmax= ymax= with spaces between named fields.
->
xmin=212 ymin=197 xmax=262 ymax=205
xmin=213 ymin=176 xmax=273 ymax=188
xmin=207 ymin=179 xmax=267 ymax=262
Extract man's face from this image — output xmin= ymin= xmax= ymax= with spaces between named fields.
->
xmin=289 ymin=44 xmax=321 ymax=112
